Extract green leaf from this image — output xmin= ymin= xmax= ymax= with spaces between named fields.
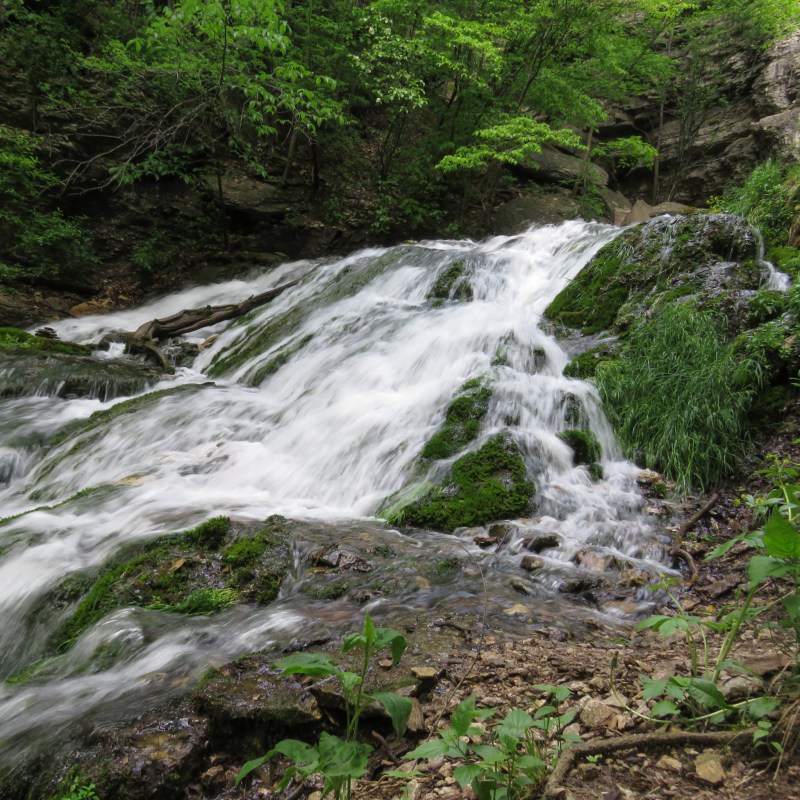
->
xmin=744 ymin=696 xmax=780 ymax=720
xmin=405 ymin=738 xmax=450 ymax=760
xmin=472 ymin=744 xmax=507 ymax=763
xmin=497 ymin=708 xmax=534 ymax=740
xmin=749 ymin=555 xmax=789 ymax=587
xmin=317 ymin=732 xmax=371 ymax=778
xmin=763 ymin=512 xmax=800 ymax=560
xmin=682 ymin=678 xmax=730 ymax=710
xmin=373 ymin=627 xmax=408 ymax=665
xmin=371 ymin=691 xmax=412 ymax=738
xmin=650 ymin=699 xmax=680 ymax=717
xmin=272 ymin=738 xmax=319 ymax=763
xmin=453 ymin=764 xmax=485 ymax=790
xmin=450 ymin=694 xmax=480 ymax=737
xmin=516 ymin=754 xmax=547 ymax=770
xmin=235 ymin=754 xmax=268 ymax=785
xmin=641 ymin=677 xmax=669 ymax=701
xmin=273 ymin=652 xmax=338 ymax=677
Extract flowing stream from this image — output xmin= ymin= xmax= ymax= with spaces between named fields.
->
xmin=0 ymin=220 xmax=673 ymax=764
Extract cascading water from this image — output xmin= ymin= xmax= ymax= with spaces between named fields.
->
xmin=0 ymin=220 xmax=673 ymax=765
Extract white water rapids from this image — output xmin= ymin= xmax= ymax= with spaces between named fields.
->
xmin=0 ymin=220 xmax=673 ymax=764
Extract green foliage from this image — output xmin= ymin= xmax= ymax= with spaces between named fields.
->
xmin=406 ymin=687 xmax=579 ymax=799
xmin=0 ymin=126 xmax=94 ymax=282
xmin=595 ymin=304 xmax=758 ymax=492
xmin=712 ymin=161 xmax=800 ymax=250
xmin=51 ymin=778 xmax=100 ymax=800
xmin=236 ymin=613 xmax=411 ymax=800
xmin=0 ymin=327 xmax=90 ymax=356
xmin=420 ymin=379 xmax=491 ymax=462
xmin=388 ymin=434 xmax=535 ymax=531
xmin=594 ymin=136 xmax=658 ymax=170
xmin=148 ymin=587 xmax=238 ymax=615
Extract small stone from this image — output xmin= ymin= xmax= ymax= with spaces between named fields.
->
xmin=579 ymin=698 xmax=618 ymax=729
xmin=511 ymin=577 xmax=537 ymax=595
xmin=694 ymin=752 xmax=725 ymax=786
xmin=520 ymin=555 xmax=544 ymax=571
xmin=503 ymin=602 xmax=530 ymax=616
xmin=378 ymin=658 xmax=393 ymax=669
xmin=657 ymin=755 xmax=683 ymax=773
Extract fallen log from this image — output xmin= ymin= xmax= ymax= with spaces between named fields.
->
xmin=131 ymin=279 xmax=300 ymax=342
xmin=127 ymin=279 xmax=300 ymax=367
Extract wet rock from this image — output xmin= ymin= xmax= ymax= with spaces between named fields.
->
xmin=520 ymin=555 xmax=545 ymax=572
xmin=310 ymin=545 xmax=372 ymax=572
xmin=694 ymin=751 xmax=726 ymax=786
xmin=487 ymin=522 xmax=517 ymax=543
xmin=522 ymin=533 xmax=561 ymax=553
xmin=194 ymin=655 xmax=322 ymax=748
xmin=619 ymin=568 xmax=651 ymax=588
xmin=703 ymin=575 xmax=741 ymax=598
xmin=558 ymin=576 xmax=601 ymax=595
xmin=572 ymin=549 xmax=616 ymax=573
xmin=510 ymin=577 xmax=538 ymax=595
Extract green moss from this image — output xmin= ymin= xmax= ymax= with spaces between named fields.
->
xmin=563 ymin=347 xmax=615 ymax=379
xmin=545 ymin=214 xmax=761 ymax=336
xmin=427 ymin=260 xmax=473 ymax=305
xmin=185 ymin=515 xmax=231 ymax=549
xmin=245 ymin=333 xmax=314 ymax=385
xmin=48 ymin=514 xmax=293 ymax=653
xmin=420 ymin=379 xmax=492 ymax=461
xmin=388 ymin=433 xmax=536 ymax=532
xmin=433 ymin=557 xmax=462 ymax=576
xmin=0 ymin=327 xmax=90 ymax=356
xmin=306 ymin=580 xmax=350 ymax=600
xmin=557 ymin=429 xmax=601 ymax=465
xmin=588 ymin=463 xmax=604 ymax=482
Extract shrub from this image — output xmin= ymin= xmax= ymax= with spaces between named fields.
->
xmin=595 ymin=304 xmax=758 ymax=492
xmin=0 ymin=125 xmax=95 ymax=282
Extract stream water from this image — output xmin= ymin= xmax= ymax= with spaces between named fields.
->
xmin=0 ymin=220 xmax=674 ymax=765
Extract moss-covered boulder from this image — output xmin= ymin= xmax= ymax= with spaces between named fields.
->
xmin=383 ymin=433 xmax=536 ymax=532
xmin=420 ymin=378 xmax=491 ymax=462
xmin=427 ymin=260 xmax=473 ymax=305
xmin=47 ymin=515 xmax=292 ymax=656
xmin=0 ymin=327 xmax=165 ymax=400
xmin=545 ymin=213 xmax=762 ymax=336
xmin=557 ymin=429 xmax=601 ymax=465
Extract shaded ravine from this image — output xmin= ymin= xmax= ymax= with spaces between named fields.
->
xmin=0 ymin=221 xmax=673 ymax=765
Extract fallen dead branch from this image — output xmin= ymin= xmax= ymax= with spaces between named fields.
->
xmin=544 ymin=728 xmax=754 ymax=798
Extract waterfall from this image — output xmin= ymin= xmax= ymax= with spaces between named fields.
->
xmin=0 ymin=220 xmax=672 ymax=764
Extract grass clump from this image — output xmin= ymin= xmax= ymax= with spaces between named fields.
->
xmin=185 ymin=515 xmax=231 ymax=549
xmin=595 ymin=304 xmax=758 ymax=492
xmin=388 ymin=433 xmax=535 ymax=532
xmin=148 ymin=587 xmax=238 ymax=615
xmin=420 ymin=378 xmax=492 ymax=462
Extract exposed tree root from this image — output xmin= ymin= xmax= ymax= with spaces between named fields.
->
xmin=544 ymin=728 xmax=754 ymax=798
xmin=669 ymin=492 xmax=719 ymax=584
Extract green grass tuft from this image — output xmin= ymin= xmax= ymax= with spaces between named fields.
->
xmin=595 ymin=303 xmax=759 ymax=492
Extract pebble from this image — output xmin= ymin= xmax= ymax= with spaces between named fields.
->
xmin=694 ymin=751 xmax=726 ymax=786
xmin=657 ymin=755 xmax=683 ymax=773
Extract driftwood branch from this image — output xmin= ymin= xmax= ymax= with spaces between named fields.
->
xmin=668 ymin=492 xmax=720 ymax=585
xmin=132 ymin=280 xmax=299 ymax=342
xmin=126 ymin=279 xmax=299 ymax=367
xmin=544 ymin=728 xmax=754 ymax=798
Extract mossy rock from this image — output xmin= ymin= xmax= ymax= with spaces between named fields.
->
xmin=47 ymin=515 xmax=292 ymax=656
xmin=383 ymin=433 xmax=536 ymax=532
xmin=427 ymin=260 xmax=473 ymax=305
xmin=557 ymin=429 xmax=601 ymax=465
xmin=545 ymin=213 xmax=761 ymax=336
xmin=420 ymin=378 xmax=492 ymax=462
xmin=563 ymin=344 xmax=618 ymax=380
xmin=0 ymin=328 xmax=166 ymax=400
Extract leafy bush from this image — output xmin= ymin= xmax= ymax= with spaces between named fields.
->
xmin=595 ymin=304 xmax=758 ymax=491
xmin=0 ymin=125 xmax=94 ymax=282
xmin=712 ymin=160 xmax=799 ymax=250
